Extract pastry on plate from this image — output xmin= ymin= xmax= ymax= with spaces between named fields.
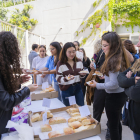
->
xmin=66 ymin=108 xmax=79 ymax=114
xmin=89 ymin=81 xmax=94 ymax=85
xmin=41 ymin=111 xmax=53 ymax=119
xmin=49 ymin=117 xmax=66 ymax=125
xmin=74 ymin=126 xmax=87 ymax=133
xmin=85 ymin=124 xmax=96 ymax=130
xmin=70 ymin=112 xmax=81 ymax=117
xmin=41 ymin=124 xmax=52 ymax=132
xmin=64 ymin=127 xmax=75 ymax=135
xmin=95 ymin=71 xmax=103 ymax=76
xmin=82 ymin=118 xmax=95 ymax=126
xmin=68 ymin=116 xmax=87 ymax=123
xmin=48 ymin=131 xmax=62 ymax=138
xmin=68 ymin=121 xmax=82 ymax=129
xmin=31 ymin=113 xmax=40 ymax=123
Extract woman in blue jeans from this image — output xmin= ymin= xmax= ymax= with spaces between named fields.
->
xmin=56 ymin=42 xmax=86 ymax=106
xmin=36 ymin=42 xmax=62 ymax=101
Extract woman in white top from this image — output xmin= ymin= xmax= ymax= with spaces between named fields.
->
xmin=32 ymin=45 xmax=51 ymax=85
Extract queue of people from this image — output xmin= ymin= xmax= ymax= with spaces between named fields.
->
xmin=0 ymin=31 xmax=140 ymax=140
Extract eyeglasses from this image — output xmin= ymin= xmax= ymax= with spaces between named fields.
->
xmin=49 ymin=48 xmax=55 ymax=51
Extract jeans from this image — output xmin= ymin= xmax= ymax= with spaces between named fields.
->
xmin=105 ymin=92 xmax=126 ymax=140
xmin=53 ymin=82 xmax=62 ymax=102
xmin=134 ymin=132 xmax=140 ymax=140
xmin=62 ymin=83 xmax=84 ymax=106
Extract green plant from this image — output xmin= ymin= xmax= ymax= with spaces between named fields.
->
xmin=0 ymin=7 xmax=8 ymax=21
xmin=0 ymin=0 xmax=35 ymax=8
xmin=76 ymin=0 xmax=140 ymax=45
xmin=93 ymin=0 xmax=102 ymax=7
xmin=9 ymin=4 xmax=38 ymax=30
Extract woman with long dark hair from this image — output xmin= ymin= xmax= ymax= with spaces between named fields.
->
xmin=56 ymin=42 xmax=86 ymax=106
xmin=0 ymin=31 xmax=38 ymax=138
xmin=89 ymin=32 xmax=130 ymax=140
xmin=36 ymin=42 xmax=62 ymax=101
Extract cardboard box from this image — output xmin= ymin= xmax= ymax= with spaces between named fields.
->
xmin=30 ymin=86 xmax=58 ymax=101
xmin=29 ymin=105 xmax=101 ymax=140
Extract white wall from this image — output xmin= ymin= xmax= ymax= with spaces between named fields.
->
xmin=7 ymin=0 xmax=110 ymax=59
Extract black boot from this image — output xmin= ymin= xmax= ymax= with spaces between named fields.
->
xmin=105 ymin=122 xmax=111 ymax=140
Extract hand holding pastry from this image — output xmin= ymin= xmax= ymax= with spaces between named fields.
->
xmin=88 ymin=80 xmax=97 ymax=88
xmin=66 ymin=74 xmax=74 ymax=81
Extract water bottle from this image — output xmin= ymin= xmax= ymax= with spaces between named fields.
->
xmin=93 ymin=61 xmax=96 ymax=69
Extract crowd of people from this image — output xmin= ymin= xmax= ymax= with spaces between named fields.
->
xmin=0 ymin=31 xmax=140 ymax=140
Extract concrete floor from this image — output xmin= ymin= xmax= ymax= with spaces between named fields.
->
xmin=88 ymin=105 xmax=134 ymax=140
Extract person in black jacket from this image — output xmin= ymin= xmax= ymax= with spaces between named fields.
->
xmin=118 ymin=59 xmax=140 ymax=140
xmin=0 ymin=31 xmax=38 ymax=138
xmin=79 ymin=48 xmax=91 ymax=97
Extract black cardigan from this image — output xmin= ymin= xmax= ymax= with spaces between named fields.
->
xmin=118 ymin=68 xmax=140 ymax=135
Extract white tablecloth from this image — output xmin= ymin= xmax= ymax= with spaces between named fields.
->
xmin=2 ymin=98 xmax=101 ymax=140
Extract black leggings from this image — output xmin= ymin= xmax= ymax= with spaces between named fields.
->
xmin=93 ymin=88 xmax=106 ymax=122
xmin=105 ymin=92 xmax=126 ymax=140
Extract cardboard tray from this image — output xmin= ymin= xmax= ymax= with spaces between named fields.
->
xmin=30 ymin=86 xmax=58 ymax=101
xmin=29 ymin=105 xmax=101 ymax=140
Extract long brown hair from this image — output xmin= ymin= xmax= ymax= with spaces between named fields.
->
xmin=79 ymin=48 xmax=87 ymax=61
xmin=124 ymin=40 xmax=136 ymax=54
xmin=0 ymin=31 xmax=22 ymax=94
xmin=131 ymin=59 xmax=140 ymax=74
xmin=59 ymin=42 xmax=78 ymax=63
xmin=38 ymin=45 xmax=47 ymax=56
xmin=100 ymin=32 xmax=130 ymax=76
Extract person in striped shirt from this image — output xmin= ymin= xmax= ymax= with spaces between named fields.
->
xmin=56 ymin=42 xmax=86 ymax=106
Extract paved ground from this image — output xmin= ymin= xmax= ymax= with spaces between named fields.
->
xmin=88 ymin=105 xmax=134 ymax=140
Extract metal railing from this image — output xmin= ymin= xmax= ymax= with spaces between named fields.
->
xmin=1 ymin=0 xmax=36 ymax=7
xmin=0 ymin=20 xmax=46 ymax=69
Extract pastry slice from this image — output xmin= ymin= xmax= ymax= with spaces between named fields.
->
xmin=31 ymin=113 xmax=40 ymax=123
xmin=41 ymin=124 xmax=52 ymax=132
xmin=68 ymin=116 xmax=87 ymax=123
xmin=82 ymin=118 xmax=95 ymax=126
xmin=84 ymin=124 xmax=96 ymax=130
xmin=70 ymin=112 xmax=81 ymax=117
xmin=38 ymin=115 xmax=43 ymax=121
xmin=68 ymin=121 xmax=82 ymax=129
xmin=68 ymin=117 xmax=79 ymax=123
xmin=77 ymin=116 xmax=87 ymax=122
xmin=74 ymin=126 xmax=87 ymax=133
xmin=41 ymin=111 xmax=53 ymax=119
xmin=66 ymin=108 xmax=79 ymax=114
xmin=48 ymin=131 xmax=62 ymax=138
xmin=49 ymin=117 xmax=66 ymax=125
xmin=64 ymin=127 xmax=75 ymax=135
